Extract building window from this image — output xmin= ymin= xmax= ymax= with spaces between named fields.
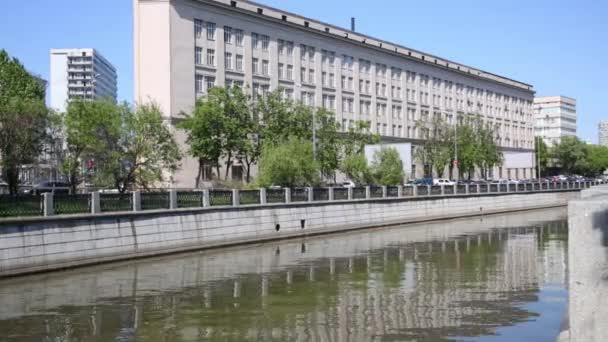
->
xmin=194 ymin=19 xmax=203 ymax=38
xmin=224 ymin=26 xmax=232 ymax=44
xmin=225 ymin=52 xmax=232 ymax=70
xmin=262 ymin=60 xmax=269 ymax=76
xmin=195 ymin=74 xmax=204 ymax=94
xmin=235 ymin=54 xmax=243 ymax=71
xmin=278 ymin=63 xmax=284 ymax=79
xmin=206 ymin=49 xmax=215 ymax=66
xmin=286 ymin=65 xmax=293 ymax=80
xmin=235 ymin=29 xmax=244 ymax=46
xmin=252 ymin=58 xmax=259 ymax=74
xmin=261 ymin=35 xmax=269 ymax=51
xmin=195 ymin=47 xmax=202 ymax=65
xmin=205 ymin=76 xmax=215 ymax=92
xmin=286 ymin=41 xmax=293 ymax=56
xmin=252 ymin=33 xmax=259 ymax=49
xmin=206 ymin=22 xmax=216 ymax=40
xmin=301 ymin=67 xmax=306 ymax=82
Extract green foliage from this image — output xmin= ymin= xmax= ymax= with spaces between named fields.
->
xmin=552 ymin=136 xmax=588 ymax=175
xmin=535 ymin=137 xmax=550 ymax=175
xmin=181 ymin=87 xmax=378 ymax=185
xmin=179 ymin=86 xmax=253 ymax=185
xmin=62 ymin=99 xmax=124 ymax=193
xmin=256 ymin=138 xmax=319 ymax=188
xmin=340 ymin=153 xmax=373 ymax=185
xmin=415 ymin=115 xmax=502 ymax=180
xmin=415 ymin=116 xmax=453 ymax=178
xmin=585 ymin=144 xmax=608 ymax=176
xmin=0 ymin=50 xmax=45 ymax=103
xmin=371 ymin=147 xmax=405 ymax=185
xmin=0 ymin=50 xmax=49 ymax=194
xmin=95 ymin=102 xmax=181 ymax=192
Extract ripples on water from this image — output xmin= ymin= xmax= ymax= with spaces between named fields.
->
xmin=0 ymin=208 xmax=568 ymax=341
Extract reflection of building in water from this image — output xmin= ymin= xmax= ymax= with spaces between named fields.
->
xmin=0 ymin=218 xmax=569 ymax=341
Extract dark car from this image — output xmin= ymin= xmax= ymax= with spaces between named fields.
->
xmin=21 ymin=181 xmax=71 ymax=195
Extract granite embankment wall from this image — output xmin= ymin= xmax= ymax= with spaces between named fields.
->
xmin=564 ymin=186 xmax=608 ymax=342
xmin=0 ymin=190 xmax=579 ymax=278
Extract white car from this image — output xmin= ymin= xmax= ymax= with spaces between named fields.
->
xmin=433 ymin=179 xmax=455 ymax=186
xmin=342 ymin=181 xmax=356 ymax=188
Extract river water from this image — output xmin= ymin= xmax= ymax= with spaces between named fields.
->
xmin=0 ymin=208 xmax=569 ymax=341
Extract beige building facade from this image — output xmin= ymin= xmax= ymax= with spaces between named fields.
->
xmin=533 ymin=96 xmax=577 ymax=147
xmin=134 ymin=0 xmax=537 ymax=187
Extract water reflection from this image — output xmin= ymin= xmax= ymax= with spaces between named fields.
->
xmin=0 ymin=208 xmax=568 ymax=341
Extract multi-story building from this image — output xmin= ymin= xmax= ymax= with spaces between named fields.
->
xmin=599 ymin=121 xmax=608 ymax=146
xmin=50 ymin=48 xmax=118 ymax=112
xmin=533 ymin=96 xmax=577 ymax=146
xmin=134 ymin=0 xmax=537 ymax=187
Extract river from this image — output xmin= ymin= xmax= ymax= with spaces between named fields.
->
xmin=0 ymin=207 xmax=568 ymax=341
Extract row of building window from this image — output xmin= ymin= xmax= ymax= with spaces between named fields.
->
xmin=194 ymin=18 xmax=532 ymax=112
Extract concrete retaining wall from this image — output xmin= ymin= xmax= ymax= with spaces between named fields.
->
xmin=0 ymin=191 xmax=579 ymax=278
xmin=564 ymin=186 xmax=608 ymax=342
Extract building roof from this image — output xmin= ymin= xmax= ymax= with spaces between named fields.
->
xmin=195 ymin=0 xmax=535 ymax=92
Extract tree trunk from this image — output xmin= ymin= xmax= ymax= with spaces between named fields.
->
xmin=5 ymin=166 xmax=19 ymax=195
xmin=245 ymin=161 xmax=252 ymax=183
xmin=195 ymin=159 xmax=203 ymax=188
xmin=224 ymin=152 xmax=232 ymax=181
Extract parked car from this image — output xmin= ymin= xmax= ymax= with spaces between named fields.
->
xmin=20 ymin=181 xmax=71 ymax=195
xmin=433 ymin=179 xmax=455 ymax=186
xmin=341 ymin=181 xmax=356 ymax=188
xmin=409 ymin=178 xmax=433 ymax=186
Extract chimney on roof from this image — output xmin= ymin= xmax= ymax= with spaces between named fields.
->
xmin=351 ymin=17 xmax=356 ymax=32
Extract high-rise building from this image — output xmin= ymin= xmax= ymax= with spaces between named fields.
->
xmin=50 ymin=48 xmax=117 ymax=112
xmin=599 ymin=121 xmax=608 ymax=146
xmin=134 ymin=0 xmax=537 ymax=187
xmin=533 ymin=96 xmax=577 ymax=146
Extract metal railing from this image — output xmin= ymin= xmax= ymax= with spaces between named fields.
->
xmin=0 ymin=181 xmax=599 ymax=219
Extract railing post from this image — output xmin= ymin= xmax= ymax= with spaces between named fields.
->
xmin=132 ymin=191 xmax=141 ymax=212
xmin=476 ymin=184 xmax=481 ymax=194
xmin=427 ymin=185 xmax=431 ymax=196
xmin=397 ymin=185 xmax=403 ymax=197
xmin=381 ymin=186 xmax=387 ymax=198
xmin=232 ymin=189 xmax=240 ymax=207
xmin=365 ymin=186 xmax=371 ymax=199
xmin=453 ymin=184 xmax=457 ymax=195
xmin=328 ymin=187 xmax=334 ymax=201
xmin=413 ymin=185 xmax=418 ymax=197
xmin=440 ymin=185 xmax=445 ymax=196
xmin=307 ymin=187 xmax=314 ymax=202
xmin=169 ymin=189 xmax=178 ymax=209
xmin=260 ymin=188 xmax=267 ymax=204
xmin=43 ymin=192 xmax=54 ymax=217
xmin=91 ymin=191 xmax=101 ymax=214
xmin=506 ymin=183 xmax=510 ymax=193
xmin=202 ymin=189 xmax=210 ymax=207
xmin=284 ymin=188 xmax=291 ymax=203
xmin=465 ymin=184 xmax=470 ymax=195
xmin=347 ymin=187 xmax=353 ymax=200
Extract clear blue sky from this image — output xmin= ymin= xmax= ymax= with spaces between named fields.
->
xmin=1 ymin=0 xmax=606 ymax=142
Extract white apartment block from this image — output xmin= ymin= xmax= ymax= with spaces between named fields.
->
xmin=50 ymin=48 xmax=118 ymax=112
xmin=599 ymin=121 xmax=608 ymax=146
xmin=134 ymin=0 xmax=537 ymax=187
xmin=533 ymin=96 xmax=577 ymax=146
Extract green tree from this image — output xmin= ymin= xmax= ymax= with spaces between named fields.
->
xmin=584 ymin=144 xmax=608 ymax=176
xmin=96 ymin=102 xmax=181 ymax=192
xmin=256 ymin=138 xmax=319 ymax=188
xmin=315 ymin=108 xmax=341 ymax=182
xmin=180 ymin=86 xmax=252 ymax=185
xmin=256 ymin=90 xmax=313 ymax=145
xmin=534 ymin=137 xmax=550 ymax=176
xmin=415 ymin=116 xmax=453 ymax=178
xmin=552 ymin=136 xmax=588 ymax=175
xmin=62 ymin=99 xmax=124 ymax=194
xmin=341 ymin=153 xmax=373 ymax=185
xmin=475 ymin=120 xmax=503 ymax=180
xmin=371 ymin=147 xmax=405 ymax=185
xmin=0 ymin=50 xmax=49 ymax=194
